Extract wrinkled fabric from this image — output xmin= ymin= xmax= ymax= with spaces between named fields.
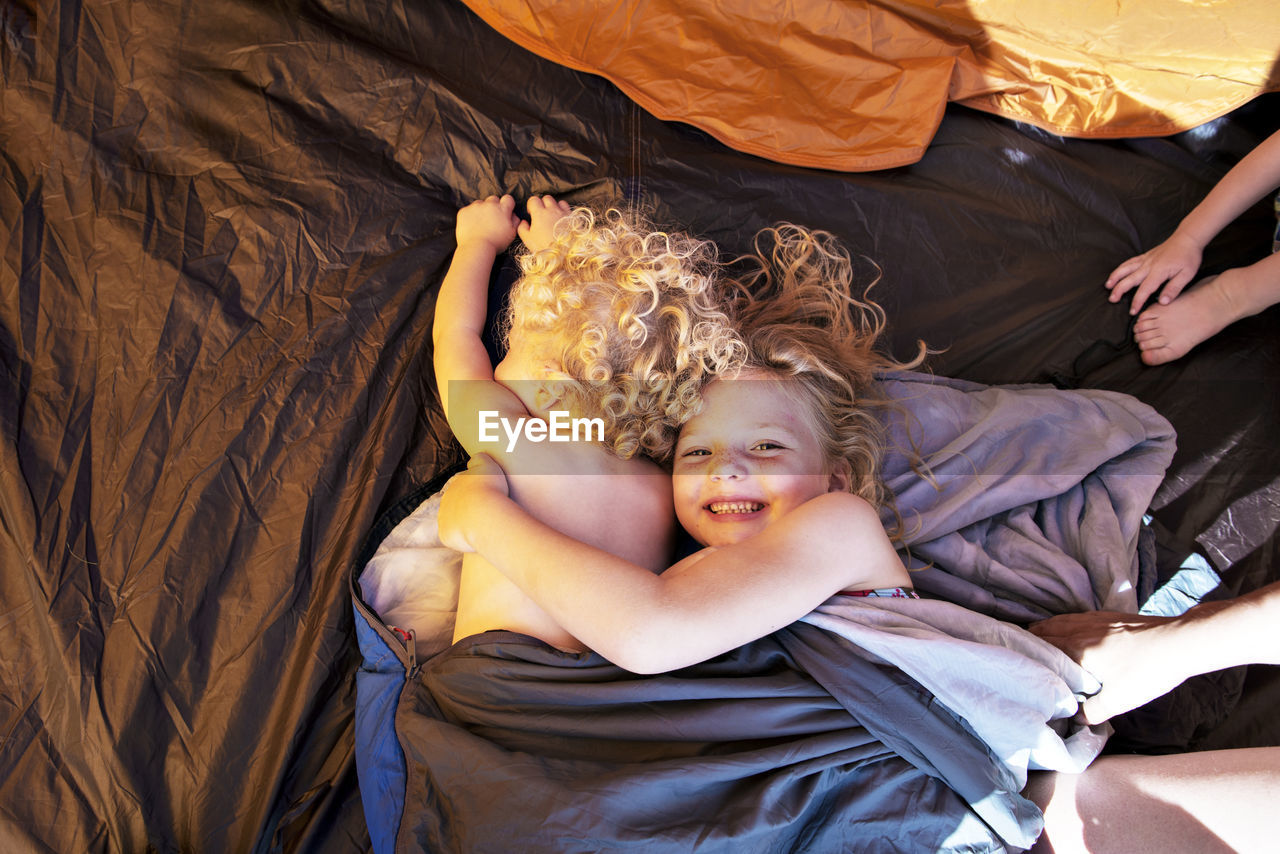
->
xmin=880 ymin=372 xmax=1176 ymax=621
xmin=802 ymin=596 xmax=1109 ymax=781
xmin=462 ymin=0 xmax=1280 ymax=170
xmin=4 ymin=0 xmax=1279 ymax=849
xmin=400 ymin=629 xmax=1015 ymax=853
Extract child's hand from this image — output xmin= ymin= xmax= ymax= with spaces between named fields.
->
xmin=517 ymin=194 xmax=572 ymax=253
xmin=438 ymin=454 xmax=511 ymax=553
xmin=1104 ymin=232 xmax=1203 ymax=315
xmin=456 ymin=195 xmax=521 ymax=254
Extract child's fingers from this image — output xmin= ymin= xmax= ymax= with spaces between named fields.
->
xmin=527 ymin=194 xmax=571 ymax=215
xmin=1127 ymin=259 xmax=1197 ymax=312
xmin=1128 ymin=277 xmax=1169 ymax=314
xmin=1105 ymin=256 xmax=1144 ymax=289
xmin=1106 ymin=267 xmax=1147 ymax=302
xmin=1155 ymin=269 xmax=1195 ymax=305
xmin=465 ymin=453 xmax=511 ymax=495
xmin=487 ymin=195 xmax=518 ymax=233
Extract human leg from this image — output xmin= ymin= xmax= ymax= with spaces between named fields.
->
xmin=1026 ymin=746 xmax=1280 ymax=853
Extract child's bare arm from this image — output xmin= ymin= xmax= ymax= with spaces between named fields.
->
xmin=440 ymin=464 xmax=904 ymax=673
xmin=433 ymin=195 xmax=528 ymax=452
xmin=1107 ymin=129 xmax=1280 ymax=313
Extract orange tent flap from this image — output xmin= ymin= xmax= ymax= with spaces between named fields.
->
xmin=461 ymin=0 xmax=1280 ymax=171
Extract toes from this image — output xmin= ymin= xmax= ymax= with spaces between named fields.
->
xmin=1134 ymin=327 xmax=1164 ymax=347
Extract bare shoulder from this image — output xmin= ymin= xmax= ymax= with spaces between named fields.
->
xmin=755 ymin=492 xmax=908 ymax=589
xmin=778 ymin=492 xmax=881 ymax=538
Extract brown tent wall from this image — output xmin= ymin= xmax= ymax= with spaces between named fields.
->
xmin=2 ymin=0 xmax=1277 ymax=849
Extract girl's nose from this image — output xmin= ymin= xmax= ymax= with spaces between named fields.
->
xmin=708 ymin=451 xmax=748 ymax=481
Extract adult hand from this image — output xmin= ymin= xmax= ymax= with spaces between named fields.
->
xmin=438 ymin=454 xmax=511 ymax=553
xmin=1028 ymin=610 xmax=1189 ymax=725
xmin=1104 ymin=231 xmax=1203 ymax=315
xmin=456 ymin=195 xmax=521 ymax=254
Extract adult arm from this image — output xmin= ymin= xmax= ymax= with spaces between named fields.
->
xmin=1028 ymin=581 xmax=1280 ymax=724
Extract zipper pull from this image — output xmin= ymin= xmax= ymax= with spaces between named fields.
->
xmin=389 ymin=625 xmax=417 ymax=671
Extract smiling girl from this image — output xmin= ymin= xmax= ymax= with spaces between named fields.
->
xmin=434 ymin=223 xmax=1280 ymax=852
xmin=438 ymin=224 xmax=927 ymax=673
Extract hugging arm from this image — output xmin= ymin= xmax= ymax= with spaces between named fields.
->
xmin=439 ymin=456 xmax=903 ymax=674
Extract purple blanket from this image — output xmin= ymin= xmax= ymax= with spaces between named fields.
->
xmin=880 ymin=372 xmax=1176 ymax=621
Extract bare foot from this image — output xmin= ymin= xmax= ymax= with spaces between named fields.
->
xmin=1132 ymin=274 xmax=1237 ymax=365
xmin=1027 ymin=611 xmax=1192 ymax=724
xmin=1133 ymin=256 xmax=1280 ymax=365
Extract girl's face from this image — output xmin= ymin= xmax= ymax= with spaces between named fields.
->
xmin=672 ymin=374 xmax=847 ymax=547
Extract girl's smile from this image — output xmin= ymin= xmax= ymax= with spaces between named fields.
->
xmin=673 ymin=373 xmax=848 ymax=547
xmin=705 ymin=499 xmax=765 ymax=515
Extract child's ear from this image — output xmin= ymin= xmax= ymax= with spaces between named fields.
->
xmin=826 ymin=459 xmax=853 ymax=493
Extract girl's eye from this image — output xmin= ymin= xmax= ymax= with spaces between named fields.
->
xmin=752 ymin=442 xmax=784 ymax=451
xmin=681 ymin=448 xmax=710 ymax=457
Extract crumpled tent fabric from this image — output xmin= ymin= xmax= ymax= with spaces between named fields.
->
xmin=462 ymin=0 xmax=1280 ymax=170
xmin=2 ymin=0 xmax=1278 ymax=850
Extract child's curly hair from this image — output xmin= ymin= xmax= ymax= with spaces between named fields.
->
xmin=504 ymin=207 xmax=746 ymax=463
xmin=723 ymin=224 xmax=928 ymax=531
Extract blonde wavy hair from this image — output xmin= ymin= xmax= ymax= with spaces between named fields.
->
xmin=504 ymin=206 xmax=746 ymax=462
xmin=722 ymin=223 xmax=928 ymax=532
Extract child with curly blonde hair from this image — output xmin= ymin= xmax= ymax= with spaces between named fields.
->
xmin=718 ymin=223 xmax=926 ymax=531
xmin=436 ymin=220 xmax=1280 ymax=851
xmin=438 ymin=222 xmax=928 ymax=673
xmin=433 ymin=193 xmax=744 ymax=650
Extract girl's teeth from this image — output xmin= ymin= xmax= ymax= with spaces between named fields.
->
xmin=709 ymin=501 xmax=762 ymax=514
